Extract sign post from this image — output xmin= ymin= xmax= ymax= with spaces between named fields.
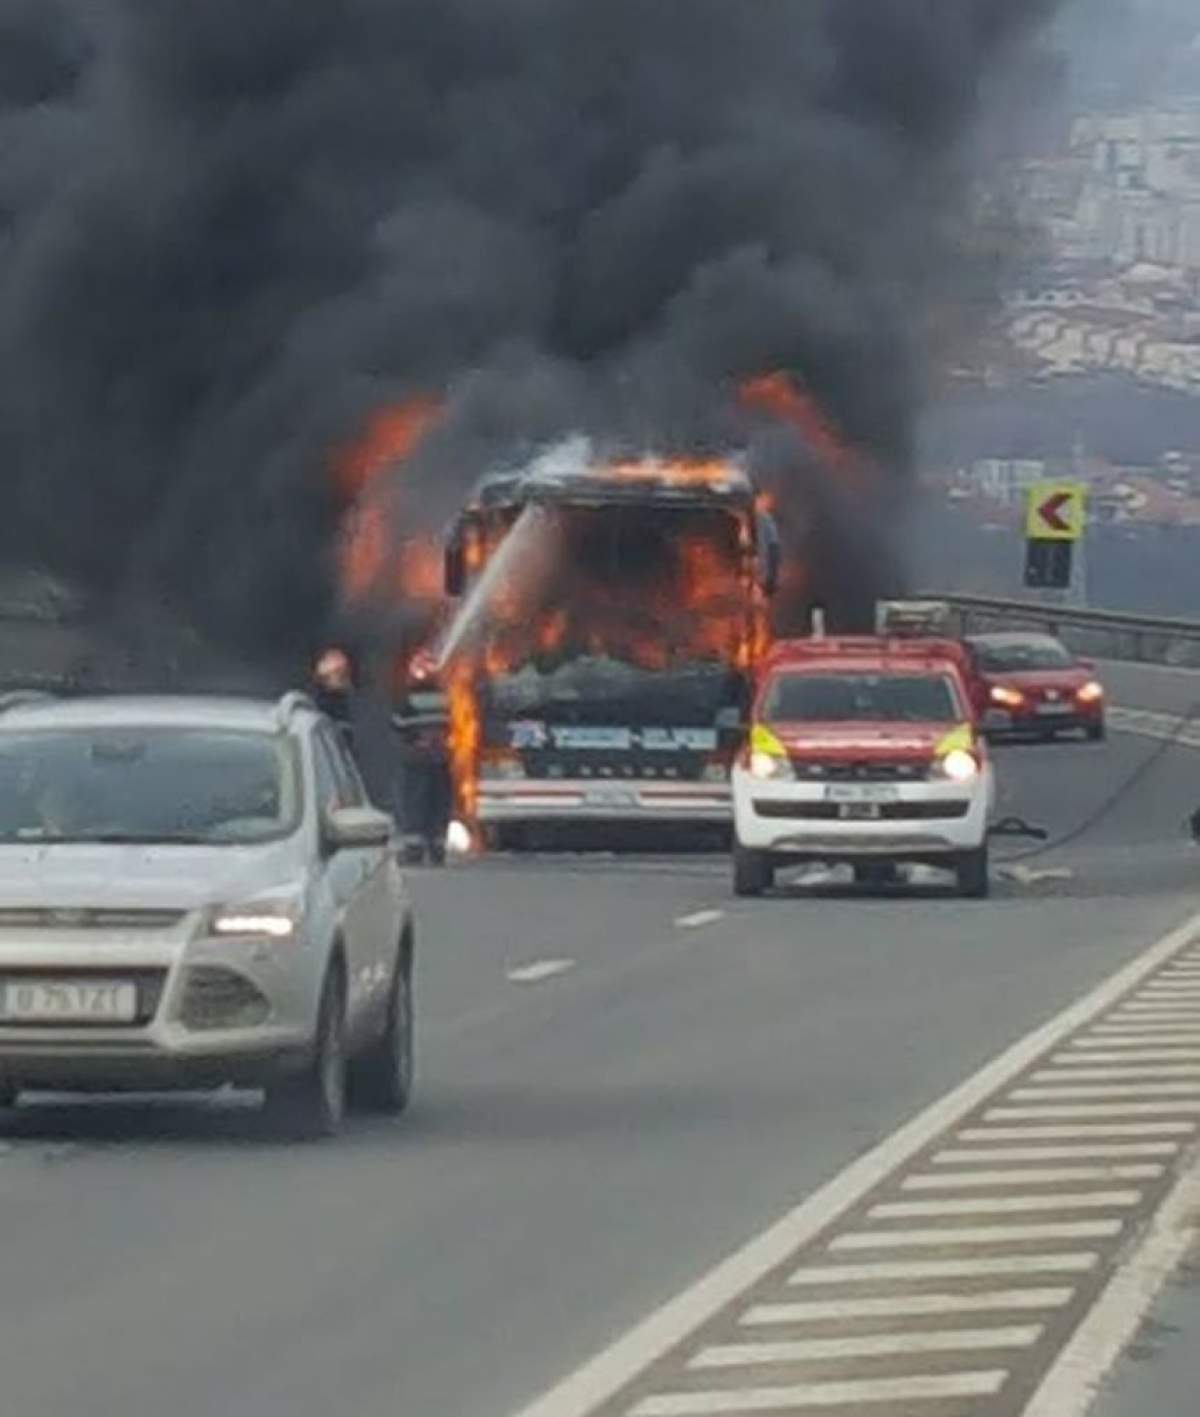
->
xmin=1024 ymin=482 xmax=1086 ymax=596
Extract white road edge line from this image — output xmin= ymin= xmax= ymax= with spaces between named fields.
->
xmin=674 ymin=910 xmax=724 ymax=930
xmin=506 ymin=959 xmax=576 ymax=984
xmin=1022 ymin=1139 xmax=1200 ymax=1417
xmin=508 ymin=906 xmax=1200 ymax=1417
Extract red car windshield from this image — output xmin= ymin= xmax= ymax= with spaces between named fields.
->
xmin=761 ymin=672 xmax=961 ymax=724
xmin=974 ymin=640 xmax=1074 ymax=673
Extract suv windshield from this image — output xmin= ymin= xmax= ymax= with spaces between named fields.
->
xmin=763 ymin=672 xmax=960 ymax=724
xmin=0 ymin=728 xmax=300 ymax=845
xmin=974 ymin=639 xmax=1074 ymax=672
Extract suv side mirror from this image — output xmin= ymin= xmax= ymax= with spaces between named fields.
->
xmin=324 ymin=805 xmax=393 ymax=851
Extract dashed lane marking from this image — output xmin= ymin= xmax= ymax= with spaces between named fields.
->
xmin=506 ymin=959 xmax=576 ymax=984
xmin=741 ymin=1288 xmax=1076 ymax=1324
xmin=511 ymin=909 xmax=1200 ymax=1417
xmin=1108 ymin=705 xmax=1200 ymax=750
xmin=786 ymin=1254 xmax=1101 ymax=1285
xmin=899 ymin=1165 xmax=1163 ymax=1189
xmin=690 ymin=1326 xmax=1044 ymax=1367
xmin=674 ymin=910 xmax=724 ymax=930
xmin=934 ymin=1142 xmax=1180 ymax=1161
xmin=628 ymin=1371 xmax=1009 ymax=1415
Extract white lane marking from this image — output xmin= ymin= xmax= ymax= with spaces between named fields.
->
xmin=1108 ymin=1007 xmax=1200 ymax=1019
xmin=788 ymin=1254 xmax=1100 ymax=1286
xmin=959 ymin=1122 xmax=1196 ymax=1139
xmin=1013 ymin=1082 xmax=1200 ymax=1100
xmin=1105 ymin=1022 xmax=1200 ymax=1034
xmin=742 ymin=1288 xmax=1075 ymax=1324
xmin=1003 ymin=865 xmax=1074 ymax=885
xmin=506 ymin=959 xmax=576 ymax=984
xmin=829 ymin=1220 xmax=1123 ymax=1251
xmin=1023 ymin=1144 xmax=1200 ymax=1417
xmin=690 ymin=1325 xmax=1043 ymax=1369
xmin=901 ymin=1165 xmax=1163 ymax=1189
xmin=1088 ymin=1027 xmax=1200 ymax=1039
xmin=1033 ymin=1065 xmax=1200 ymax=1081
xmin=630 ymin=1372 xmax=1008 ymax=1416
xmin=509 ymin=908 xmax=1200 ymax=1417
xmin=1069 ymin=1035 xmax=1200 ymax=1049
xmin=935 ymin=1142 xmax=1181 ymax=1162
xmin=1137 ymin=984 xmax=1200 ymax=995
xmin=987 ymin=1101 xmax=1200 ymax=1120
xmin=868 ymin=1190 xmax=1141 ymax=1219
xmin=1051 ymin=1049 xmax=1200 ymax=1064
xmin=674 ymin=909 xmax=724 ymax=930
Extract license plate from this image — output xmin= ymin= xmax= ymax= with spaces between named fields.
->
xmin=839 ymin=803 xmax=882 ymax=820
xmin=825 ymin=784 xmax=899 ymax=803
xmin=0 ymin=979 xmax=138 ymax=1023
xmin=1036 ymin=702 xmax=1073 ymax=716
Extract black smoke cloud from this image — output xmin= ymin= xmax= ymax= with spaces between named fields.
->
xmin=0 ymin=0 xmax=1060 ymax=658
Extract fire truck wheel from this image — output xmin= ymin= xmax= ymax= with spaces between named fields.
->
xmin=955 ymin=844 xmax=990 ymax=900
xmin=733 ymin=844 xmax=773 ymax=898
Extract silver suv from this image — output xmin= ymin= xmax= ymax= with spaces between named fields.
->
xmin=0 ymin=691 xmax=414 ymax=1137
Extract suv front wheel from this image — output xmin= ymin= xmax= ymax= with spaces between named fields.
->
xmin=351 ymin=946 xmax=414 ymax=1115
xmin=956 ymin=844 xmax=990 ymax=900
xmin=733 ymin=844 xmax=773 ymax=898
xmin=266 ymin=965 xmax=347 ymax=1139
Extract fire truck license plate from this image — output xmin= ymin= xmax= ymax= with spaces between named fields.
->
xmin=825 ymin=784 xmax=899 ymax=804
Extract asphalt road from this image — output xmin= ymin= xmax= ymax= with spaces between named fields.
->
xmin=0 ymin=726 xmax=1199 ymax=1417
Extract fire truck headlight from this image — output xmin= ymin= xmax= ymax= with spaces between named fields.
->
xmin=749 ymin=751 xmax=794 ymax=781
xmin=478 ymin=753 xmax=526 ymax=780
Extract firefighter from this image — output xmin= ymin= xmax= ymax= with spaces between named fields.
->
xmin=312 ymin=648 xmax=356 ymax=745
xmin=392 ymin=646 xmax=452 ymax=865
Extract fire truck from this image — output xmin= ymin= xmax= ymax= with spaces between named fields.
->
xmin=439 ymin=442 xmax=780 ymax=849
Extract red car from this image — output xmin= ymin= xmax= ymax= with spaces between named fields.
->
xmin=965 ymin=633 xmax=1105 ymax=741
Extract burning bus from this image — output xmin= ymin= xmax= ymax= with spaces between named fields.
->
xmin=437 ymin=441 xmax=779 ymax=850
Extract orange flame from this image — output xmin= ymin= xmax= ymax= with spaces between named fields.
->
xmin=740 ymin=373 xmax=866 ymax=488
xmin=606 ymin=457 xmax=741 ymax=490
xmin=333 ymin=397 xmax=444 ymax=608
xmin=332 ymin=398 xmax=441 ymax=502
xmin=446 ymin=662 xmax=480 ymax=824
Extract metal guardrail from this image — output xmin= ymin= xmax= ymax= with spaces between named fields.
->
xmin=925 ymin=593 xmax=1200 ymax=668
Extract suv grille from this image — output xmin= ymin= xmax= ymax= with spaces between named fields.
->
xmin=181 ymin=967 xmax=270 ymax=1031
xmin=754 ymin=800 xmax=970 ymax=822
xmin=791 ymin=760 xmax=929 ymax=783
xmin=0 ymin=908 xmax=186 ymax=931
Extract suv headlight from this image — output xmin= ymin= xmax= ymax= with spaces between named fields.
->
xmin=749 ymin=750 xmax=795 ymax=781
xmin=936 ymin=748 xmax=980 ymax=783
xmin=210 ymin=888 xmax=304 ymax=940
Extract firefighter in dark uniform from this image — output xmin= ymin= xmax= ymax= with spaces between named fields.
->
xmin=312 ymin=648 xmax=356 ymax=746
xmin=392 ymin=646 xmax=452 ymax=865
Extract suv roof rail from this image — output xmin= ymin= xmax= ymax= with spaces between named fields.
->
xmin=0 ymin=690 xmax=57 ymax=714
xmin=275 ymin=690 xmax=317 ymax=729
